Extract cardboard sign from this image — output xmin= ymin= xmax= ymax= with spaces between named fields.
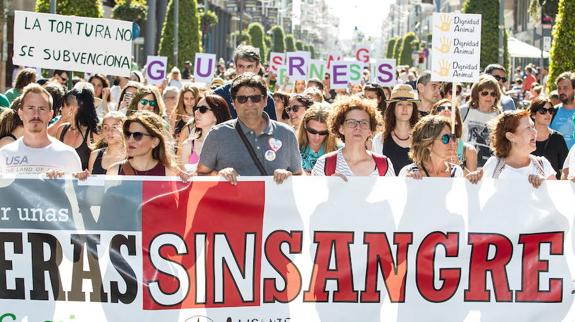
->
xmin=431 ymin=13 xmax=482 ymax=82
xmin=348 ymin=61 xmax=364 ymax=85
xmin=286 ymin=51 xmax=311 ymax=81
xmin=372 ymin=59 xmax=397 ymax=87
xmin=355 ymin=48 xmax=370 ymax=63
xmin=308 ymin=59 xmax=326 ymax=81
xmin=326 ymin=53 xmax=342 ymax=69
xmin=330 ymin=61 xmax=352 ymax=89
xmin=269 ymin=52 xmax=285 ymax=72
xmin=145 ymin=56 xmax=167 ymax=85
xmin=194 ymin=53 xmax=216 ymax=84
xmin=13 ymin=11 xmax=133 ymax=76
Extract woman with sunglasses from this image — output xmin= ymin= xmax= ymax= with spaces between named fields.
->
xmin=127 ymin=85 xmax=166 ymax=118
xmin=286 ymin=94 xmax=314 ymax=130
xmin=178 ymin=94 xmax=232 ymax=172
xmin=87 ymin=112 xmax=126 ymax=174
xmin=431 ymin=99 xmax=478 ymax=173
xmin=529 ymin=97 xmax=568 ymax=179
xmin=467 ymin=110 xmax=556 ymax=188
xmin=399 ymin=115 xmax=464 ymax=178
xmin=107 ymin=111 xmax=180 ymax=177
xmin=372 ymin=84 xmax=419 ymax=175
xmin=273 ymin=91 xmax=291 ymax=125
xmin=297 ymin=106 xmax=337 ymax=174
xmin=461 ymin=75 xmax=502 ymax=167
xmin=312 ymin=96 xmax=394 ymax=177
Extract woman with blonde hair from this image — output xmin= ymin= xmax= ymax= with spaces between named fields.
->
xmin=174 ymin=83 xmax=201 ymax=141
xmin=87 ymin=112 xmax=127 ymax=174
xmin=467 ymin=110 xmax=556 ymax=188
xmin=107 ymin=111 xmax=179 ymax=176
xmin=297 ymin=105 xmax=337 ymax=174
xmin=399 ymin=115 xmax=464 ymax=178
xmin=461 ymin=74 xmax=502 ymax=167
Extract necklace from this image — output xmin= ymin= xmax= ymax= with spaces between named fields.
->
xmin=393 ymin=130 xmax=411 ymax=141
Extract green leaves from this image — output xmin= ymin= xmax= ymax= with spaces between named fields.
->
xmin=548 ymin=0 xmax=575 ymax=92
xmin=36 ymin=0 xmax=103 ymax=18
xmin=158 ymin=0 xmax=202 ymax=69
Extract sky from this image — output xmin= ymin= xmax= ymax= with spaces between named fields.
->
xmin=327 ymin=0 xmax=394 ymax=40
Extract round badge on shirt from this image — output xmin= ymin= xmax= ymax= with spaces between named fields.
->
xmin=265 ymin=150 xmax=276 ymax=161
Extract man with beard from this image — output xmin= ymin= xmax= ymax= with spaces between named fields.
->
xmin=550 ymin=72 xmax=575 ymax=149
xmin=0 ymin=84 xmax=81 ymax=175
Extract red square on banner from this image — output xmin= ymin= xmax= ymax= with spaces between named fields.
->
xmin=141 ymin=181 xmax=265 ymax=310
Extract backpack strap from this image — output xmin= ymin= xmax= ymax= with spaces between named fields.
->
xmin=371 ymin=154 xmax=389 ymax=176
xmin=462 ymin=106 xmax=471 ymax=123
xmin=492 ymin=157 xmax=506 ymax=179
xmin=323 ymin=151 xmax=339 ymax=176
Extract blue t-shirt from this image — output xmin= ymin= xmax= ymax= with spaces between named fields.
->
xmin=550 ymin=105 xmax=575 ymax=149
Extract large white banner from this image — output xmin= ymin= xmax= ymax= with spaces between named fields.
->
xmin=13 ymin=11 xmax=133 ymax=76
xmin=1 ymin=177 xmax=574 ymax=321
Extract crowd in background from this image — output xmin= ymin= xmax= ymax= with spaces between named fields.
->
xmin=0 ymin=44 xmax=573 ymax=187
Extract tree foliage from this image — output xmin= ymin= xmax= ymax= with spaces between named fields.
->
xmin=295 ymin=40 xmax=304 ymax=51
xmin=393 ymin=37 xmax=404 ymax=63
xmin=548 ymin=0 xmax=575 ymax=92
xmin=158 ymin=0 xmax=202 ymax=68
xmin=269 ymin=25 xmax=286 ymax=53
xmin=230 ymin=30 xmax=251 ymax=46
xmin=285 ymin=34 xmax=296 ymax=52
xmin=36 ymin=0 xmax=103 ymax=17
xmin=112 ymin=0 xmax=147 ymax=24
xmin=309 ymin=45 xmax=316 ymax=59
xmin=386 ymin=37 xmax=398 ymax=59
xmin=399 ymin=32 xmax=419 ymax=66
xmin=463 ymin=0 xmax=509 ymax=70
xmin=248 ymin=23 xmax=267 ymax=63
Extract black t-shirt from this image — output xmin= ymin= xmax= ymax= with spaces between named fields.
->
xmin=382 ymin=136 xmax=411 ymax=176
xmin=532 ymin=130 xmax=569 ymax=179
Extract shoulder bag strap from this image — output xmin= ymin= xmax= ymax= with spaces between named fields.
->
xmin=371 ymin=154 xmax=389 ymax=176
xmin=121 ymin=160 xmax=136 ymax=176
xmin=492 ymin=157 xmax=506 ymax=179
xmin=235 ymin=121 xmax=268 ymax=176
xmin=323 ymin=151 xmax=339 ymax=176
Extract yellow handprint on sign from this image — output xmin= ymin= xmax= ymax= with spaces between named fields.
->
xmin=436 ymin=37 xmax=451 ymax=54
xmin=435 ymin=14 xmax=452 ymax=32
xmin=434 ymin=60 xmax=450 ymax=77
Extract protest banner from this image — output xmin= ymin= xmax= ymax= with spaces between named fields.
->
xmin=12 ymin=11 xmax=133 ymax=77
xmin=308 ymin=59 xmax=326 ymax=81
xmin=1 ymin=177 xmax=574 ymax=322
xmin=194 ymin=53 xmax=217 ymax=84
xmin=269 ymin=52 xmax=285 ymax=72
xmin=431 ymin=13 xmax=481 ymax=83
xmin=372 ymin=59 xmax=397 ymax=87
xmin=144 ymin=56 xmax=167 ymax=85
xmin=286 ymin=51 xmax=311 ymax=81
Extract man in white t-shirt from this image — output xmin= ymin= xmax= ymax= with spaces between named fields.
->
xmin=0 ymin=83 xmax=82 ymax=175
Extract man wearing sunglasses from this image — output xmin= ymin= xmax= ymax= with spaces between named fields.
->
xmin=213 ymin=45 xmax=277 ymax=120
xmin=198 ymin=73 xmax=302 ymax=185
xmin=484 ymin=64 xmax=516 ymax=111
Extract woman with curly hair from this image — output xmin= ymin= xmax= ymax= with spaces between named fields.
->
xmin=297 ymin=105 xmax=337 ymax=174
xmin=312 ymin=96 xmax=394 ymax=177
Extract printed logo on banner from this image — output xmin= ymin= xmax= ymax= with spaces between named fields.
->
xmin=141 ymin=181 xmax=265 ymax=309
xmin=145 ymin=56 xmax=168 ymax=85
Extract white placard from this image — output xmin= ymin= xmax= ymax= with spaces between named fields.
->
xmin=13 ymin=11 xmax=133 ymax=76
xmin=194 ymin=53 xmax=216 ymax=84
xmin=144 ymin=56 xmax=167 ymax=85
xmin=431 ymin=13 xmax=481 ymax=83
xmin=269 ymin=52 xmax=285 ymax=72
xmin=372 ymin=59 xmax=397 ymax=87
xmin=286 ymin=51 xmax=311 ymax=81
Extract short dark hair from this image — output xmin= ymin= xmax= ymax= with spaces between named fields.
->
xmin=53 ymin=70 xmax=68 ymax=77
xmin=230 ymin=73 xmax=267 ymax=99
xmin=43 ymin=82 xmax=65 ymax=115
xmin=416 ymin=71 xmax=432 ymax=86
xmin=233 ymin=45 xmax=260 ymax=65
xmin=484 ymin=64 xmax=506 ymax=75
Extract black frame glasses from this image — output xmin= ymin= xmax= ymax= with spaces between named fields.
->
xmin=536 ymin=107 xmax=555 ymax=115
xmin=480 ymin=91 xmax=498 ymax=98
xmin=285 ymin=105 xmax=304 ymax=113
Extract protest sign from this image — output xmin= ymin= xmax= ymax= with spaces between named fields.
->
xmin=1 ymin=177 xmax=574 ymax=322
xmin=144 ymin=56 xmax=167 ymax=85
xmin=330 ymin=61 xmax=352 ymax=89
xmin=355 ymin=47 xmax=370 ymax=63
xmin=269 ymin=52 xmax=285 ymax=72
xmin=372 ymin=59 xmax=397 ymax=87
xmin=326 ymin=53 xmax=342 ymax=69
xmin=13 ymin=11 xmax=133 ymax=76
xmin=431 ymin=13 xmax=481 ymax=82
xmin=308 ymin=59 xmax=326 ymax=81
xmin=349 ymin=61 xmax=364 ymax=84
xmin=194 ymin=53 xmax=216 ymax=84
xmin=286 ymin=51 xmax=311 ymax=81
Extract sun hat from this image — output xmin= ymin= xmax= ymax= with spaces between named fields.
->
xmin=386 ymin=84 xmax=420 ymax=103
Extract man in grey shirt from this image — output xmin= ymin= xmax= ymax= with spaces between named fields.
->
xmin=197 ymin=73 xmax=302 ymax=184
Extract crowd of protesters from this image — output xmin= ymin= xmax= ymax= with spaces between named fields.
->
xmin=0 ymin=44 xmax=574 ymax=187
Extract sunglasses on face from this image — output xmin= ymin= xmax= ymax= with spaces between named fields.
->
xmin=305 ymin=127 xmax=329 ymax=136
xmin=285 ymin=105 xmax=304 ymax=113
xmin=194 ymin=105 xmax=211 ymax=114
xmin=438 ymin=133 xmax=457 ymax=144
xmin=139 ymin=98 xmax=158 ymax=107
xmin=536 ymin=107 xmax=555 ymax=115
xmin=492 ymin=75 xmax=508 ymax=83
xmin=436 ymin=105 xmax=452 ymax=113
xmin=480 ymin=91 xmax=498 ymax=98
xmin=124 ymin=130 xmax=153 ymax=141
xmin=234 ymin=95 xmax=264 ymax=104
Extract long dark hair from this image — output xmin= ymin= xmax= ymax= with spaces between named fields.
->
xmin=65 ymin=83 xmax=99 ymax=134
xmin=382 ymin=100 xmax=419 ymax=140
xmin=190 ymin=93 xmax=232 ymax=138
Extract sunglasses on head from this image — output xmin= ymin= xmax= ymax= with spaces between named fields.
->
xmin=285 ymin=105 xmax=304 ymax=113
xmin=235 ymin=95 xmax=264 ymax=104
xmin=480 ymin=91 xmax=498 ymax=98
xmin=305 ymin=127 xmax=329 ymax=136
xmin=139 ymin=98 xmax=158 ymax=107
xmin=492 ymin=75 xmax=508 ymax=83
xmin=194 ymin=105 xmax=211 ymax=114
xmin=436 ymin=105 xmax=452 ymax=113
xmin=124 ymin=130 xmax=152 ymax=141
xmin=438 ymin=133 xmax=457 ymax=144
xmin=536 ymin=107 xmax=555 ymax=115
